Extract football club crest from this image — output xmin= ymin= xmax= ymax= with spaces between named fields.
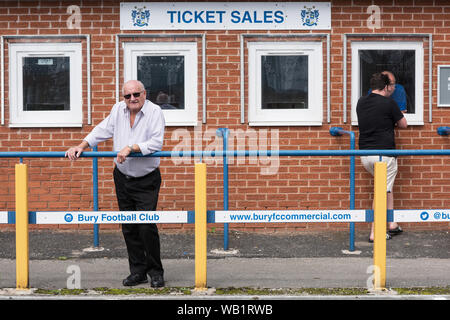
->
xmin=301 ymin=6 xmax=320 ymax=27
xmin=131 ymin=6 xmax=150 ymax=27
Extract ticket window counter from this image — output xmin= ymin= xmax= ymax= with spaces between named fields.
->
xmin=8 ymin=42 xmax=83 ymax=127
xmin=247 ymin=41 xmax=324 ymax=126
xmin=351 ymin=41 xmax=424 ymax=125
xmin=123 ymin=42 xmax=198 ymax=126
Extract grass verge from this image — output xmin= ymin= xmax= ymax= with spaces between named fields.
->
xmin=32 ymin=286 xmax=450 ymax=296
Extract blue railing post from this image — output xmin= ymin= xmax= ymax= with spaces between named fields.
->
xmin=93 ymin=146 xmax=99 ymax=247
xmin=330 ymin=127 xmax=356 ymax=252
xmin=437 ymin=126 xmax=450 ymax=136
xmin=216 ymin=128 xmax=230 ymax=251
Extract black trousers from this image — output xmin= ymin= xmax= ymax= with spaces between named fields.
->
xmin=113 ymin=167 xmax=164 ymax=277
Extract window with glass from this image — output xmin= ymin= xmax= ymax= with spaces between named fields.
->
xmin=247 ymin=42 xmax=323 ymax=126
xmin=351 ymin=41 xmax=424 ymax=125
xmin=22 ymin=57 xmax=71 ymax=111
xmin=261 ymin=55 xmax=309 ymax=110
xmin=123 ymin=42 xmax=198 ymax=126
xmin=9 ymin=42 xmax=83 ymax=127
xmin=137 ymin=56 xmax=185 ymax=110
xmin=438 ymin=65 xmax=450 ymax=107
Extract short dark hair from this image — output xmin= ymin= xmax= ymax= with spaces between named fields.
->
xmin=369 ymin=73 xmax=391 ymax=91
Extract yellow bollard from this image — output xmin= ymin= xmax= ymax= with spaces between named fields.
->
xmin=373 ymin=162 xmax=387 ymax=290
xmin=194 ymin=162 xmax=207 ymax=290
xmin=15 ymin=163 xmax=29 ymax=289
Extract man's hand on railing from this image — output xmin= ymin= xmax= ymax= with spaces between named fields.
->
xmin=116 ymin=145 xmax=133 ymax=164
xmin=65 ymin=146 xmax=84 ymax=160
xmin=65 ymin=141 xmax=90 ymax=160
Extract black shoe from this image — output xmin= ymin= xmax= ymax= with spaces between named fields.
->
xmin=122 ymin=273 xmax=148 ymax=286
xmin=150 ymin=274 xmax=165 ymax=288
xmin=388 ymin=226 xmax=403 ymax=236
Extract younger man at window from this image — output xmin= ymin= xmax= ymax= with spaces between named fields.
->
xmin=357 ymin=73 xmax=407 ymax=242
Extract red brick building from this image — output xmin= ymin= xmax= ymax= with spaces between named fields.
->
xmin=0 ymin=0 xmax=448 ymax=232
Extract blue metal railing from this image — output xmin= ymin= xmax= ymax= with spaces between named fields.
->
xmin=216 ymin=128 xmax=230 ymax=250
xmin=438 ymin=126 xmax=450 ymax=136
xmin=1 ymin=129 xmax=449 ymax=250
xmin=92 ymin=146 xmax=99 ymax=247
xmin=329 ymin=127 xmax=356 ymax=251
xmin=2 ymin=149 xmax=450 ymax=159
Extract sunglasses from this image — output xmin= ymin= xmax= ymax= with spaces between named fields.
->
xmin=123 ymin=91 xmax=143 ymax=99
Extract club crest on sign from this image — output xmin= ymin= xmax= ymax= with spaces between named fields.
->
xmin=301 ymin=6 xmax=320 ymax=27
xmin=131 ymin=6 xmax=150 ymax=27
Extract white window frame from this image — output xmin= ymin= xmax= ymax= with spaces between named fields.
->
xmin=247 ymin=41 xmax=323 ymax=126
xmin=123 ymin=42 xmax=198 ymax=126
xmin=351 ymin=41 xmax=424 ymax=125
xmin=437 ymin=65 xmax=450 ymax=107
xmin=9 ymin=42 xmax=83 ymax=127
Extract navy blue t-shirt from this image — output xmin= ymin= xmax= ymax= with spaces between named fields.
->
xmin=356 ymin=93 xmax=404 ymax=150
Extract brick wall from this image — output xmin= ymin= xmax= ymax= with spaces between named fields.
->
xmin=0 ymin=0 xmax=449 ymax=232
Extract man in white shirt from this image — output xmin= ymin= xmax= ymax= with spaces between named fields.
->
xmin=66 ymin=80 xmax=166 ymax=287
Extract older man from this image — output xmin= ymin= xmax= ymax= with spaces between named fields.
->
xmin=66 ymin=80 xmax=166 ymax=287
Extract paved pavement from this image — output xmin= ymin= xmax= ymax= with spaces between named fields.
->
xmin=0 ymin=228 xmax=449 ymax=300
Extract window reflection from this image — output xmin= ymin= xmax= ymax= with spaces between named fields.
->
xmin=261 ymin=55 xmax=308 ymax=109
xmin=22 ymin=57 xmax=70 ymax=111
xmin=137 ymin=56 xmax=185 ymax=110
xmin=359 ymin=50 xmax=415 ymax=113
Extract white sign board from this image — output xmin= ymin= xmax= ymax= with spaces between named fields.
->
xmin=120 ymin=2 xmax=331 ymax=30
xmin=393 ymin=210 xmax=450 ymax=222
xmin=35 ymin=211 xmax=188 ymax=224
xmin=0 ymin=211 xmax=7 ymax=224
xmin=215 ymin=210 xmax=366 ymax=223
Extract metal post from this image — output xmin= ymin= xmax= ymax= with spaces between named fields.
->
xmin=194 ymin=162 xmax=207 ymax=290
xmin=329 ymin=127 xmax=356 ymax=251
xmin=437 ymin=126 xmax=449 ymax=136
xmin=373 ymin=162 xmax=387 ymax=290
xmin=216 ymin=128 xmax=230 ymax=250
xmin=15 ymin=163 xmax=29 ymax=289
xmin=93 ymin=146 xmax=99 ymax=247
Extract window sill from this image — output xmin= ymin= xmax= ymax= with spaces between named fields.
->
xmin=9 ymin=123 xmax=83 ymax=128
xmin=249 ymin=120 xmax=323 ymax=126
xmin=165 ymin=121 xmax=198 ymax=127
xmin=351 ymin=120 xmax=424 ymax=126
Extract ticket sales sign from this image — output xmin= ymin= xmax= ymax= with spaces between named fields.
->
xmin=120 ymin=2 xmax=331 ymax=30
